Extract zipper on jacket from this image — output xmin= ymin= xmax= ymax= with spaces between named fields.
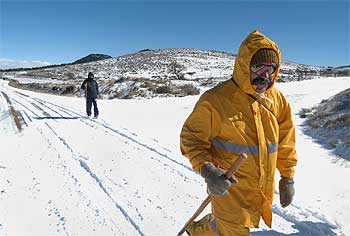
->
xmin=231 ymin=78 xmax=276 ymax=117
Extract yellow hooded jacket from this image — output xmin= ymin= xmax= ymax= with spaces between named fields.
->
xmin=180 ymin=31 xmax=298 ymax=228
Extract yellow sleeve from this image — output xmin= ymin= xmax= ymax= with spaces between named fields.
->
xmin=180 ymin=98 xmax=221 ymax=173
xmin=276 ymin=93 xmax=298 ymax=178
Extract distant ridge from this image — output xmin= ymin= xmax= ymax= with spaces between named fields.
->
xmin=0 ymin=53 xmax=113 ymax=72
xmin=72 ymin=54 xmax=112 ymax=65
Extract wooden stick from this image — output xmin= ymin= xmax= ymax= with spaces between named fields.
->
xmin=177 ymin=153 xmax=247 ymax=236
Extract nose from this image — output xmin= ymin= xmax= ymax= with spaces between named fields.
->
xmin=260 ymin=71 xmax=270 ymax=79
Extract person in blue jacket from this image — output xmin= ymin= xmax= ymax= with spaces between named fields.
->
xmin=81 ymin=72 xmax=99 ymax=118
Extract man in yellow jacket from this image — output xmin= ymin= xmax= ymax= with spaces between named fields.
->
xmin=180 ymin=31 xmax=298 ymax=236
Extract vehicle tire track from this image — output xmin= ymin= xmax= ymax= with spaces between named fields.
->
xmin=6 ymin=90 xmax=196 ymax=236
xmin=271 ymin=203 xmax=338 ymax=235
xmin=42 ymin=122 xmax=145 ymax=236
xmin=14 ymin=91 xmax=78 ymax=119
xmin=9 ymin=93 xmax=143 ymax=234
xmin=14 ymin=92 xmax=199 ymax=186
xmin=34 ymin=124 xmax=124 ymax=236
xmin=20 ymin=95 xmax=195 ymax=172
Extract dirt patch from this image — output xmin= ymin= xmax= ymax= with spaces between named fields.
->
xmin=1 ymin=91 xmax=27 ymax=131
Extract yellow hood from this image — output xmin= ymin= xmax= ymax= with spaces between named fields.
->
xmin=233 ymin=30 xmax=281 ymax=95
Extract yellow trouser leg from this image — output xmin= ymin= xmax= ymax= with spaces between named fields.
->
xmin=186 ymin=213 xmax=252 ymax=236
xmin=215 ymin=217 xmax=251 ymax=236
xmin=186 ymin=214 xmax=218 ymax=236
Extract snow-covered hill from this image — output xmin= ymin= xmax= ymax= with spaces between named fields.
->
xmin=1 ymin=77 xmax=350 ymax=236
xmin=2 ymin=48 xmax=345 ymax=99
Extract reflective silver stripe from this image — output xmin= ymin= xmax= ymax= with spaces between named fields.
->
xmin=211 ymin=138 xmax=259 ymax=155
xmin=209 ymin=214 xmax=219 ymax=235
xmin=267 ymin=142 xmax=278 ymax=153
xmin=211 ymin=138 xmax=278 ymax=155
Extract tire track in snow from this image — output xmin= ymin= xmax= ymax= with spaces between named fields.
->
xmin=43 ymin=122 xmax=146 ymax=236
xmin=34 ymin=124 xmax=123 ymax=236
xmin=11 ymin=91 xmax=51 ymax=118
xmin=14 ymin=91 xmax=77 ymax=120
xmin=14 ymin=93 xmax=191 ymax=180
xmin=79 ymin=117 xmax=198 ymax=182
xmin=100 ymin=122 xmax=193 ymax=172
xmin=271 ymin=191 xmax=340 ymax=235
xmin=21 ymin=110 xmax=32 ymax=122
xmin=78 ymin=160 xmax=145 ymax=236
xmin=12 ymin=92 xmax=204 ymax=229
xmin=27 ymin=96 xmax=196 ymax=175
xmin=10 ymin=91 xmax=144 ymax=235
xmin=269 ymin=204 xmax=338 ymax=235
xmin=32 ymin=98 xmax=66 ymax=118
xmin=11 ymin=95 xmax=50 ymax=118
xmin=11 ymin=92 xmax=199 ymax=195
xmin=11 ymin=96 xmax=57 ymax=127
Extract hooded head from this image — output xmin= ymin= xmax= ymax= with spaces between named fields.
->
xmin=88 ymin=72 xmax=94 ymax=80
xmin=250 ymin=49 xmax=278 ymax=94
xmin=233 ymin=31 xmax=281 ymax=95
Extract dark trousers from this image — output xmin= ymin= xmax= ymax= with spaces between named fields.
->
xmin=86 ymin=97 xmax=99 ymax=117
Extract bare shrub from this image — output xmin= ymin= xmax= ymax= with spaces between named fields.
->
xmin=328 ymin=138 xmax=339 ymax=148
xmin=314 ymin=110 xmax=330 ymax=119
xmin=179 ymin=84 xmax=200 ymax=96
xmin=325 ymin=101 xmax=347 ymax=113
xmin=333 ymin=101 xmax=348 ymax=111
xmin=344 ymin=133 xmax=350 ymax=147
xmin=123 ymin=87 xmax=139 ymax=99
xmin=155 ymin=85 xmax=173 ymax=94
xmin=307 ymin=118 xmax=320 ymax=128
xmin=109 ymin=91 xmax=123 ymax=99
xmin=325 ymin=119 xmax=338 ymax=129
xmin=140 ymin=80 xmax=156 ymax=91
xmin=169 ymin=61 xmax=185 ymax=79
xmin=336 ymin=113 xmax=350 ymax=122
xmin=66 ymin=72 xmax=75 ymax=80
xmin=51 ymin=86 xmax=62 ymax=92
xmin=62 ymin=85 xmax=76 ymax=95
xmin=299 ymin=108 xmax=312 ymax=118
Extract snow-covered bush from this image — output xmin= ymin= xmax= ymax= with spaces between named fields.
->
xmin=304 ymin=88 xmax=350 ymax=160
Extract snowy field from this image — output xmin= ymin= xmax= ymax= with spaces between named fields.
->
xmin=0 ymin=77 xmax=349 ymax=236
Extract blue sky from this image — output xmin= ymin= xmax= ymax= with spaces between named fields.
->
xmin=0 ymin=0 xmax=349 ymax=68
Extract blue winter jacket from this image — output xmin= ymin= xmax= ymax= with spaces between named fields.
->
xmin=81 ymin=78 xmax=99 ymax=99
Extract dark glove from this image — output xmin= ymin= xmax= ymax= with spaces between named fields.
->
xmin=200 ymin=162 xmax=238 ymax=196
xmin=279 ymin=176 xmax=295 ymax=208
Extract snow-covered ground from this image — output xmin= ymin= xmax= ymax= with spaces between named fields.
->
xmin=0 ymin=77 xmax=349 ymax=236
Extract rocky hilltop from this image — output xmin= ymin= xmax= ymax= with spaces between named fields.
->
xmin=72 ymin=54 xmax=112 ymax=65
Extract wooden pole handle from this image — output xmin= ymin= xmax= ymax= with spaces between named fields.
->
xmin=177 ymin=153 xmax=247 ymax=236
xmin=225 ymin=153 xmax=247 ymax=179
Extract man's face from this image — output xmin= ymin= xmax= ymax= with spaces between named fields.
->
xmin=250 ymin=63 xmax=277 ymax=94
